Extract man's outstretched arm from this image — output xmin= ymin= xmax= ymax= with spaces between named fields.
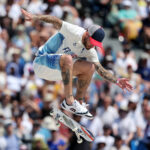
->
xmin=21 ymin=9 xmax=62 ymax=30
xmin=94 ymin=62 xmax=117 ymax=83
xmin=94 ymin=62 xmax=133 ymax=91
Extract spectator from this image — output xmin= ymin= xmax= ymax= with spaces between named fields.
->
xmin=8 ymin=0 xmax=22 ymax=24
xmin=0 ymin=90 xmax=12 ymax=119
xmin=103 ymin=124 xmax=114 ymax=150
xmin=110 ymin=135 xmax=130 ymax=150
xmin=27 ymin=0 xmax=47 ymax=15
xmin=136 ymin=54 xmax=150 ymax=81
xmin=32 ymin=137 xmax=49 ymax=150
xmin=118 ymin=0 xmax=142 ymax=41
xmin=97 ymin=95 xmax=118 ymax=125
xmin=0 ymin=29 xmax=8 ymax=59
xmin=0 ymin=112 xmax=6 ymax=150
xmin=115 ymin=48 xmax=137 ymax=78
xmin=137 ymin=0 xmax=148 ymax=19
xmin=126 ymin=65 xmax=142 ymax=92
xmin=136 ymin=96 xmax=150 ymax=138
xmin=128 ymin=93 xmax=141 ymax=124
xmin=0 ymin=60 xmax=7 ymax=90
xmin=112 ymin=101 xmax=136 ymax=145
xmin=142 ymin=11 xmax=150 ymax=48
xmin=47 ymin=124 xmax=65 ymax=150
xmin=95 ymin=136 xmax=107 ymax=150
xmin=137 ymin=101 xmax=150 ymax=150
xmin=4 ymin=119 xmax=19 ymax=150
xmin=41 ymin=92 xmax=55 ymax=118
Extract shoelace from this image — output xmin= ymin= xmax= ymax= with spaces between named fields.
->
xmin=82 ymin=102 xmax=89 ymax=108
xmin=73 ymin=100 xmax=87 ymax=112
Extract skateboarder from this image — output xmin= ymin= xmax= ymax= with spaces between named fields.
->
xmin=21 ymin=9 xmax=133 ymax=119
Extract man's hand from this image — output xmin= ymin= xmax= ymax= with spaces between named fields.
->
xmin=21 ymin=9 xmax=34 ymax=21
xmin=94 ymin=62 xmax=133 ymax=92
xmin=116 ymin=78 xmax=133 ymax=92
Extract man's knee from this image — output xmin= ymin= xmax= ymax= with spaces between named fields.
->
xmin=82 ymin=62 xmax=95 ymax=76
xmin=90 ymin=63 xmax=95 ymax=74
xmin=60 ymin=55 xmax=73 ymax=69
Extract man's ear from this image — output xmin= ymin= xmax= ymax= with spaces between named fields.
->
xmin=86 ymin=31 xmax=90 ymax=36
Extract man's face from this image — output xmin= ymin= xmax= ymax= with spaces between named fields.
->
xmin=83 ymin=32 xmax=94 ymax=50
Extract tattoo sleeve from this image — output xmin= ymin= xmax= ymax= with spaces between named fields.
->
xmin=78 ymin=80 xmax=87 ymax=89
xmin=61 ymin=69 xmax=70 ymax=85
xmin=33 ymin=15 xmax=62 ymax=30
xmin=94 ymin=62 xmax=117 ymax=83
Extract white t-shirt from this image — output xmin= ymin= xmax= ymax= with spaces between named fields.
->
xmin=7 ymin=75 xmax=21 ymax=92
xmin=105 ymin=135 xmax=115 ymax=150
xmin=8 ymin=3 xmax=21 ymax=22
xmin=97 ymin=106 xmax=119 ymax=125
xmin=112 ymin=115 xmax=136 ymax=141
xmin=0 ymin=136 xmax=7 ymax=150
xmin=58 ymin=21 xmax=99 ymax=63
xmin=40 ymin=21 xmax=99 ymax=63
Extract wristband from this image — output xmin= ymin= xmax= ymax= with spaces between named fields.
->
xmin=116 ymin=78 xmax=120 ymax=84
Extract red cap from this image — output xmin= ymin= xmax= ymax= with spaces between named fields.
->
xmin=90 ymin=37 xmax=103 ymax=48
xmin=88 ymin=24 xmax=105 ymax=48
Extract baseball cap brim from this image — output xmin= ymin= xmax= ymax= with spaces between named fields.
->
xmin=90 ymin=37 xmax=103 ymax=48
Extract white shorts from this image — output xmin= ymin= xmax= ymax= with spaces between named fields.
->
xmin=33 ymin=54 xmax=62 ymax=81
xmin=33 ymin=53 xmax=78 ymax=81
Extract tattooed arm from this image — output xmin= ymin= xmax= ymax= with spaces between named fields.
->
xmin=33 ymin=15 xmax=62 ymax=29
xmin=94 ymin=62 xmax=117 ymax=83
xmin=94 ymin=62 xmax=133 ymax=91
xmin=21 ymin=9 xmax=62 ymax=30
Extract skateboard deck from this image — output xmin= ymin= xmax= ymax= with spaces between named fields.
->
xmin=50 ymin=107 xmax=94 ymax=143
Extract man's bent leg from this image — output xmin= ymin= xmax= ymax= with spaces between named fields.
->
xmin=73 ymin=60 xmax=95 ymax=103
xmin=60 ymin=55 xmax=74 ymax=105
xmin=34 ymin=54 xmax=90 ymax=117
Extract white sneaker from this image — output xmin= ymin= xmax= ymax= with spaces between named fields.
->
xmin=61 ymin=100 xmax=93 ymax=119
xmin=81 ymin=102 xmax=93 ymax=119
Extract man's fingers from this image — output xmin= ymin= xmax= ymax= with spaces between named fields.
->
xmin=126 ymin=83 xmax=133 ymax=89
xmin=121 ymin=79 xmax=133 ymax=90
xmin=118 ymin=79 xmax=133 ymax=92
xmin=21 ymin=9 xmax=27 ymax=15
xmin=126 ymin=86 xmax=132 ymax=92
xmin=21 ymin=9 xmax=32 ymax=19
xmin=124 ymin=78 xmax=129 ymax=82
xmin=25 ymin=18 xmax=32 ymax=21
xmin=120 ymin=84 xmax=132 ymax=92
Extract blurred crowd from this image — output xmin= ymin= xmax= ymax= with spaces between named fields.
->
xmin=0 ymin=0 xmax=150 ymax=150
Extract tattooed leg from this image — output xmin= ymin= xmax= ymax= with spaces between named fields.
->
xmin=60 ymin=55 xmax=74 ymax=105
xmin=73 ymin=60 xmax=95 ymax=103
xmin=76 ymin=75 xmax=92 ymax=103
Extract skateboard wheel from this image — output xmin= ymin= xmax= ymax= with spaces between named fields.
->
xmin=77 ymin=138 xmax=83 ymax=144
xmin=56 ymin=122 xmax=60 ymax=127
xmin=59 ymin=118 xmax=63 ymax=122
xmin=50 ymin=111 xmax=54 ymax=116
xmin=72 ymin=128 xmax=78 ymax=132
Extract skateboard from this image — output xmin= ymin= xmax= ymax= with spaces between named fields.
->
xmin=50 ymin=108 xmax=94 ymax=143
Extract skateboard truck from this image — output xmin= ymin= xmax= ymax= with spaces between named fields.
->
xmin=72 ymin=128 xmax=83 ymax=143
xmin=50 ymin=110 xmax=60 ymax=127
